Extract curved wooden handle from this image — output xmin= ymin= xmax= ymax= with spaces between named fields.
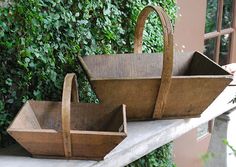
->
xmin=62 ymin=73 xmax=79 ymax=158
xmin=134 ymin=6 xmax=173 ymax=119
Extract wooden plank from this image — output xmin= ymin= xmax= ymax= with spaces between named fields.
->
xmin=215 ymin=0 xmax=224 ymax=63
xmin=71 ymin=133 xmax=126 ymax=160
xmin=7 ymin=131 xmax=64 ymax=157
xmin=81 ymin=53 xmax=193 ymax=79
xmin=8 ymin=102 xmax=41 ymax=129
xmin=187 ymin=51 xmax=230 ymax=75
xmin=230 ymin=0 xmax=236 ymax=62
xmin=204 ymin=28 xmax=234 ymax=40
xmin=91 ymin=77 xmax=231 ymax=120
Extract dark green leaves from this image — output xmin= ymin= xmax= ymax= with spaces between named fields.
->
xmin=127 ymin=143 xmax=176 ymax=167
xmin=0 ymin=1 xmax=176 ymax=164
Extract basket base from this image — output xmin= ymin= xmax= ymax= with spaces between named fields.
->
xmin=128 ymin=114 xmax=201 ymax=121
xmin=33 ymin=154 xmax=104 ymax=160
xmin=163 ymin=114 xmax=201 ymax=120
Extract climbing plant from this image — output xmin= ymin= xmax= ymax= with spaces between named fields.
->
xmin=126 ymin=144 xmax=176 ymax=167
xmin=0 ymin=0 xmax=176 ymax=166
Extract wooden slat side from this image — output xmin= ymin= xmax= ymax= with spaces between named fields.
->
xmin=99 ymin=106 xmax=124 ymax=132
xmin=70 ymin=103 xmax=125 ymax=132
xmin=71 ymin=133 xmax=126 ymax=160
xmin=7 ymin=131 xmax=64 ymax=157
xmin=164 ymin=77 xmax=232 ymax=117
xmin=91 ymin=77 xmax=232 ymax=120
xmin=92 ymin=79 xmax=160 ymax=120
xmin=187 ymin=52 xmax=232 ymax=76
xmin=82 ymin=52 xmax=194 ymax=79
xmin=29 ymin=101 xmax=62 ymax=130
xmin=122 ymin=104 xmax=128 ymax=134
xmin=8 ymin=102 xmax=41 ymax=130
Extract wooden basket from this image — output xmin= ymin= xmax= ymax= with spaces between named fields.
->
xmin=78 ymin=5 xmax=233 ymax=120
xmin=7 ymin=73 xmax=127 ymax=160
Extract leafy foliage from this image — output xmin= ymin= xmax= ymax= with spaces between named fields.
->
xmin=204 ymin=0 xmax=233 ymax=65
xmin=126 ymin=143 xmax=176 ymax=167
xmin=204 ymin=0 xmax=233 ymax=32
xmin=201 ymin=152 xmax=214 ymax=164
xmin=223 ymin=139 xmax=236 ymax=156
xmin=202 ymin=139 xmax=236 ymax=165
xmin=205 ymin=0 xmax=218 ymax=33
xmin=0 ymin=0 xmax=176 ymax=166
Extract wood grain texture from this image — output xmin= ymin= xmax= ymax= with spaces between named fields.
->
xmin=79 ymin=5 xmax=232 ymax=120
xmin=7 ymin=73 xmax=127 ymax=160
xmin=80 ymin=51 xmax=232 ymax=120
xmin=80 ymin=52 xmax=193 ymax=78
xmin=133 ymin=5 xmax=173 ymax=119
xmin=3 ymin=86 xmax=236 ymax=167
xmin=62 ymin=74 xmax=75 ymax=158
xmin=9 ymin=102 xmax=41 ymax=129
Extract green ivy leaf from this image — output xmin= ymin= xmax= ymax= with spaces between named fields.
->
xmin=0 ymin=2 xmax=177 ymax=164
xmin=0 ymin=101 xmax=4 ymax=111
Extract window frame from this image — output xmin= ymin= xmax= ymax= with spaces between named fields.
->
xmin=204 ymin=0 xmax=236 ymax=64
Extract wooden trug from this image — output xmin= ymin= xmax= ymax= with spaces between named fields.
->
xmin=78 ymin=5 xmax=233 ymax=120
xmin=7 ymin=73 xmax=127 ymax=160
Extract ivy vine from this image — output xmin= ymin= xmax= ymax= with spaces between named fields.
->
xmin=0 ymin=0 xmax=176 ymax=166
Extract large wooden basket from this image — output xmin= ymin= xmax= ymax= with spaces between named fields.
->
xmin=78 ymin=6 xmax=232 ymax=120
xmin=7 ymin=73 xmax=127 ymax=160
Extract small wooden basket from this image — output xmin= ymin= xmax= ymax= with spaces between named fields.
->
xmin=78 ymin=5 xmax=232 ymax=120
xmin=7 ymin=73 xmax=127 ymax=160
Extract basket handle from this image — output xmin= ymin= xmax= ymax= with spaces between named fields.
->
xmin=62 ymin=73 xmax=79 ymax=158
xmin=134 ymin=6 xmax=173 ymax=119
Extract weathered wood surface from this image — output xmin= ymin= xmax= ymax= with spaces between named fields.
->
xmin=133 ymin=6 xmax=174 ymax=119
xmin=7 ymin=73 xmax=127 ymax=160
xmin=1 ymin=86 xmax=236 ymax=167
xmin=78 ymin=6 xmax=232 ymax=121
xmin=80 ymin=52 xmax=232 ymax=121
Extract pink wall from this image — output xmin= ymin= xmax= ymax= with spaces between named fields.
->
xmin=173 ymin=0 xmax=210 ymax=167
xmin=174 ymin=0 xmax=206 ymax=53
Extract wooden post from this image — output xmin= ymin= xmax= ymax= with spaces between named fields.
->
xmin=230 ymin=0 xmax=236 ymax=63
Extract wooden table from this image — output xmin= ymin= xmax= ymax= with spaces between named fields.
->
xmin=1 ymin=86 xmax=236 ymax=167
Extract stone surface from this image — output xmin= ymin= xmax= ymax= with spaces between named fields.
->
xmin=206 ymin=109 xmax=236 ymax=167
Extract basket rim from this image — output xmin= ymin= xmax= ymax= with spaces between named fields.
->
xmin=78 ymin=51 xmax=233 ymax=81
xmin=7 ymin=102 xmax=128 ymax=136
xmin=7 ymin=128 xmax=127 ymax=136
xmin=89 ymin=75 xmax=233 ymax=81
